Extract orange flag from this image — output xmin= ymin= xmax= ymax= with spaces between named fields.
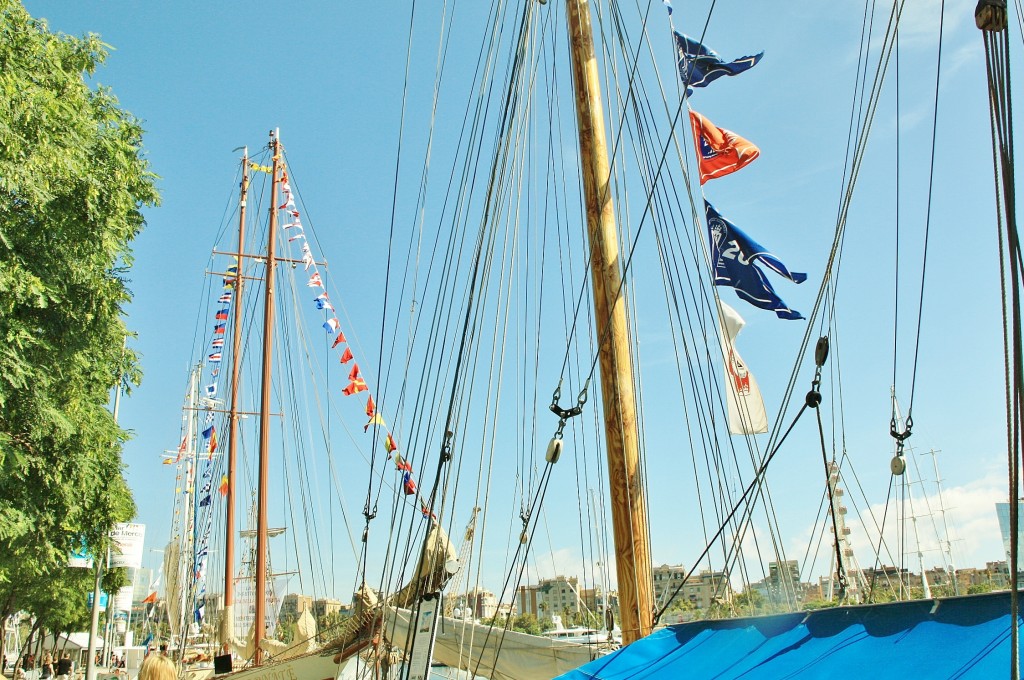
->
xmin=366 ymin=395 xmax=376 ymax=418
xmin=339 ymin=347 xmax=354 ymax=364
xmin=689 ymin=110 xmax=760 ymax=184
xmin=142 ymin=592 xmax=157 ymax=604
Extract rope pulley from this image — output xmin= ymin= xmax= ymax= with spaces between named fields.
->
xmin=975 ymin=0 xmax=1007 ymax=31
xmin=547 ymin=379 xmax=589 ymax=462
xmin=806 ymin=336 xmax=829 ymax=409
xmin=889 ymin=395 xmax=912 ymax=476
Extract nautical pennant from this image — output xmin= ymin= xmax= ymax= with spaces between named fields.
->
xmin=364 ymin=413 xmax=385 ymax=432
xmin=208 ymin=352 xmax=222 ymax=363
xmin=219 ymin=475 xmax=229 ymax=496
xmin=366 ymin=395 xmax=376 ymax=418
xmin=342 ymin=363 xmax=367 ymax=396
xmin=674 ymin=32 xmax=763 ymax=91
xmin=689 ymin=110 xmax=760 ymax=184
xmin=324 ymin=318 xmax=340 ymax=334
xmin=705 ymin=200 xmax=806 ymax=320
xmin=314 ymin=293 xmax=334 ymax=311
xmin=308 ymin=273 xmax=323 ymax=288
xmin=339 ymin=347 xmax=354 ymax=364
xmin=218 ymin=292 xmax=233 ymax=304
xmin=215 ymin=309 xmax=229 ymax=321
xmin=213 ymin=323 xmax=226 ymax=335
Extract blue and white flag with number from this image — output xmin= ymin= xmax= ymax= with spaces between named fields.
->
xmin=706 ymin=200 xmax=806 ymax=320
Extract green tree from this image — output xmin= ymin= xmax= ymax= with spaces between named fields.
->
xmin=0 ymin=0 xmax=158 ymax=621
xmin=509 ymin=613 xmax=542 ymax=635
xmin=967 ymin=582 xmax=996 ymax=595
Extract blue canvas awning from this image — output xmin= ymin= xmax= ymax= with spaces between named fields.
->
xmin=557 ymin=591 xmax=1020 ymax=679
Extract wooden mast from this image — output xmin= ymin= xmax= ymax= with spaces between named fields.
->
xmin=221 ymin=147 xmax=249 ymax=649
xmin=253 ymin=131 xmax=281 ymax=664
xmin=565 ymin=0 xmax=653 ymax=644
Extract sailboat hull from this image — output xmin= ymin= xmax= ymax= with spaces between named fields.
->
xmin=206 ymin=653 xmax=342 ymax=680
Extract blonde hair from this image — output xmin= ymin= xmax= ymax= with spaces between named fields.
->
xmin=138 ymin=654 xmax=176 ymax=680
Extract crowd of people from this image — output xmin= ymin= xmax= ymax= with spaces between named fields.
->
xmin=3 ymin=649 xmax=175 ymax=680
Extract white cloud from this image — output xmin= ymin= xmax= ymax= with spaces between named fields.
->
xmin=829 ymin=472 xmax=1006 ymax=576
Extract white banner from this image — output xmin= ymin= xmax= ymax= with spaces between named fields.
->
xmin=110 ymin=523 xmax=146 ymax=569
xmin=114 ymin=585 xmax=134 ymax=612
xmin=718 ymin=301 xmax=768 ymax=435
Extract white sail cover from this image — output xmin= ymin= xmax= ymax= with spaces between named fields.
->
xmin=717 ymin=301 xmax=768 ymax=434
xmin=386 ymin=608 xmax=608 ymax=680
xmin=260 ymin=609 xmax=318 ymax=660
xmin=163 ymin=539 xmax=182 ymax=639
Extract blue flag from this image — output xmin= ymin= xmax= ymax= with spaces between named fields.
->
xmin=706 ymin=201 xmax=806 ymax=320
xmin=675 ymin=33 xmax=762 ymax=91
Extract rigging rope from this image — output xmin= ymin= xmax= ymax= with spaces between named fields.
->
xmin=976 ymin=2 xmax=1019 ymax=676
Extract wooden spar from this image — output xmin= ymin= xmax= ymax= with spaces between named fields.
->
xmin=254 ymin=131 xmax=281 ymax=664
xmin=565 ymin=0 xmax=653 ymax=644
xmin=221 ymin=147 xmax=249 ymax=648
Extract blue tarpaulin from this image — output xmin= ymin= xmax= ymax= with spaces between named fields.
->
xmin=557 ymin=591 xmax=1020 ymax=679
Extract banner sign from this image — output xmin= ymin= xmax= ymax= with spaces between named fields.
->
xmin=114 ymin=585 xmax=134 ymax=612
xmin=68 ymin=538 xmax=94 ymax=569
xmin=110 ymin=523 xmax=146 ymax=569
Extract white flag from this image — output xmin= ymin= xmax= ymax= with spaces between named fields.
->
xmin=717 ymin=301 xmax=768 ymax=434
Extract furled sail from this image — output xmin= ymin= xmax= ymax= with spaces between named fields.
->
xmin=385 ymin=608 xmax=608 ymax=680
xmin=162 ymin=539 xmax=182 ymax=639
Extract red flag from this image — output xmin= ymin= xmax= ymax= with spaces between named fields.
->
xmin=218 ymin=475 xmax=229 ymax=496
xmin=339 ymin=347 xmax=354 ymax=364
xmin=332 ymin=333 xmax=347 ymax=348
xmin=342 ymin=379 xmax=368 ymax=396
xmin=384 ymin=433 xmax=398 ymax=454
xmin=366 ymin=396 xmax=376 ymax=418
xmin=142 ymin=591 xmax=157 ymax=604
xmin=348 ymin=363 xmax=361 ymax=381
xmin=689 ymin=110 xmax=760 ymax=184
xmin=402 ymin=472 xmax=417 ymax=496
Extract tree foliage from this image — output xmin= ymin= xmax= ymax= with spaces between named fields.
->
xmin=0 ymin=0 xmax=159 ymax=621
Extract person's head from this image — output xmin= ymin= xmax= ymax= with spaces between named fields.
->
xmin=43 ymin=654 xmax=52 ymax=664
xmin=61 ymin=654 xmax=69 ymax=661
xmin=138 ymin=654 xmax=176 ymax=680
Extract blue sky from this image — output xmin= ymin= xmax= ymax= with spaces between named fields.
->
xmin=23 ymin=0 xmax=1023 ymax=605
